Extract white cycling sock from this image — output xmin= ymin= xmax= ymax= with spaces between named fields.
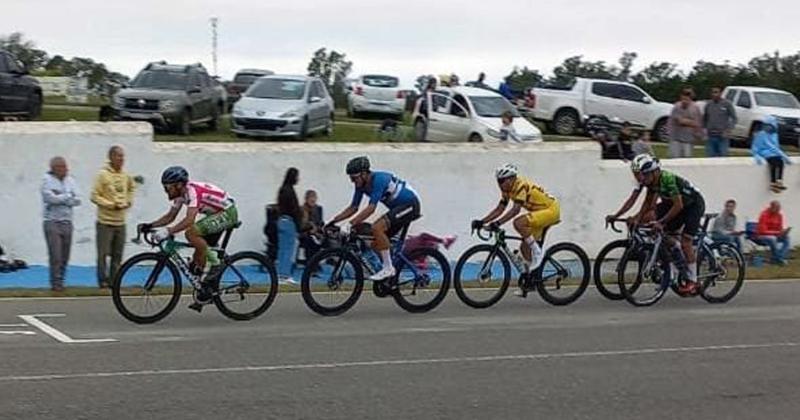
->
xmin=525 ymin=237 xmax=544 ymax=269
xmin=688 ymin=264 xmax=697 ymax=282
xmin=380 ymin=249 xmax=394 ymax=271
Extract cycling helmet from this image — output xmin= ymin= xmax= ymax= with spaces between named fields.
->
xmin=631 ymin=154 xmax=659 ymax=174
xmin=495 ymin=163 xmax=519 ymax=180
xmin=161 ymin=166 xmax=189 ymax=185
xmin=346 ymin=156 xmax=370 ymax=175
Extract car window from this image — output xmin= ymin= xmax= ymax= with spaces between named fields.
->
xmin=616 ymin=85 xmax=647 ymax=102
xmin=737 ymin=91 xmax=752 ymax=108
xmin=0 ymin=54 xmax=8 ymax=73
xmin=314 ymin=81 xmax=328 ymax=98
xmin=591 ymin=82 xmax=616 ymax=98
xmin=131 ymin=71 xmax=188 ymax=90
xmin=234 ymin=73 xmax=266 ymax=84
xmin=451 ymin=95 xmax=469 ymax=117
xmin=431 ymin=90 xmax=451 ymax=112
xmin=724 ymin=89 xmax=738 ymax=102
xmin=247 ymin=78 xmax=307 ymax=100
xmin=754 ymin=92 xmax=800 ymax=109
xmin=362 ymin=75 xmax=399 ymax=88
xmin=5 ymin=55 xmax=22 ymax=73
xmin=469 ymin=96 xmax=520 ymax=118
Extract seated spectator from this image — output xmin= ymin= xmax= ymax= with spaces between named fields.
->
xmin=754 ymin=200 xmax=792 ymax=265
xmin=299 ymin=190 xmax=324 ymax=261
xmin=751 ymin=116 xmax=791 ymax=193
xmin=595 ymin=121 xmax=634 ymax=161
xmin=711 ymin=199 xmax=743 ymax=251
xmin=632 ymin=130 xmax=654 ymax=157
xmin=277 ymin=168 xmax=302 ymax=284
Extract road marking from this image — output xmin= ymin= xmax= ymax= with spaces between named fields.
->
xmin=18 ymin=314 xmax=116 ymax=344
xmin=0 ymin=324 xmax=29 ymax=327
xmin=0 ymin=331 xmax=36 ymax=335
xmin=0 ymin=341 xmax=797 ymax=383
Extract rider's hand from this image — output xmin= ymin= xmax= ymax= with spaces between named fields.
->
xmin=488 ymin=221 xmax=501 ymax=232
xmin=605 ymin=215 xmax=616 ymax=225
xmin=151 ymin=228 xmax=171 ymax=243
xmin=137 ymin=223 xmax=153 ymax=233
xmin=625 ymin=216 xmax=638 ymax=228
xmin=471 ymin=219 xmax=484 ymax=231
xmin=649 ymin=221 xmax=664 ymax=232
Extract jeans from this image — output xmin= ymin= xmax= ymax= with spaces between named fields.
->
xmin=277 ymin=216 xmax=298 ymax=277
xmin=705 ymin=135 xmax=729 ymax=157
xmin=754 ymin=234 xmax=791 ymax=262
xmin=711 ymin=232 xmax=742 ymax=251
xmin=669 ymin=141 xmax=693 ymax=158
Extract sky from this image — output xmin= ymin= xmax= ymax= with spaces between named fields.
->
xmin=3 ymin=0 xmax=799 ymax=88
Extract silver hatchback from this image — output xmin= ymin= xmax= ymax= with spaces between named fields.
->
xmin=231 ymin=75 xmax=334 ymax=140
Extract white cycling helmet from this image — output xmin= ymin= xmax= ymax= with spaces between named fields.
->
xmin=631 ymin=154 xmax=660 ymax=174
xmin=495 ymin=163 xmax=519 ymax=180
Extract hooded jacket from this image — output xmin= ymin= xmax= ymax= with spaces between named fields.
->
xmin=751 ymin=116 xmax=790 ymax=164
xmin=90 ymin=163 xmax=135 ymax=226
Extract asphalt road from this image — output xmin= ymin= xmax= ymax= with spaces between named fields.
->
xmin=1 ymin=281 xmax=799 ymax=420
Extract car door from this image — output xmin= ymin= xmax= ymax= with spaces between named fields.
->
xmin=733 ymin=90 xmax=755 ymax=138
xmin=426 ymin=93 xmax=470 ymax=142
xmin=0 ymin=53 xmax=11 ymax=112
xmin=613 ymin=84 xmax=651 ymax=126
xmin=307 ymin=81 xmax=328 ymax=130
xmin=187 ymin=74 xmax=209 ymax=120
xmin=0 ymin=53 xmax=26 ymax=112
xmin=585 ymin=82 xmax=620 ymax=118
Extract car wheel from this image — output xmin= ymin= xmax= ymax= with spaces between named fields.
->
xmin=553 ymin=109 xmax=578 ymax=136
xmin=177 ymin=109 xmax=191 ymax=136
xmin=27 ymin=93 xmax=42 ymax=120
xmin=414 ymin=119 xmax=428 ymax=142
xmin=469 ymin=133 xmax=483 ymax=143
xmin=653 ymin=118 xmax=669 ymax=143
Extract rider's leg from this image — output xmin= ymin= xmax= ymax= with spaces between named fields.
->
xmin=371 ymin=217 xmax=393 ymax=273
xmin=186 ymin=225 xmax=208 ymax=274
xmin=512 ymin=215 xmax=536 ymax=271
xmin=681 ymin=233 xmax=697 ymax=282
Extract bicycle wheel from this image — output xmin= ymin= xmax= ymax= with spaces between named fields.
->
xmin=536 ymin=242 xmax=591 ymax=306
xmin=699 ymin=243 xmax=745 ymax=304
xmin=618 ymin=245 xmax=668 ymax=307
xmin=592 ymin=239 xmax=630 ymax=301
xmin=111 ymin=252 xmax=182 ymax=324
xmin=213 ymin=251 xmax=279 ymax=321
xmin=453 ymin=244 xmax=511 ymax=309
xmin=392 ymin=247 xmax=451 ymax=313
xmin=301 ymin=248 xmax=364 ymax=316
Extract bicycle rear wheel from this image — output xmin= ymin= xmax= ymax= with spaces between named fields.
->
xmin=592 ymin=239 xmax=630 ymax=301
xmin=392 ymin=247 xmax=451 ymax=313
xmin=536 ymin=242 xmax=591 ymax=306
xmin=301 ymin=248 xmax=364 ymax=316
xmin=453 ymin=244 xmax=511 ymax=309
xmin=112 ymin=252 xmax=182 ymax=324
xmin=699 ymin=243 xmax=745 ymax=304
xmin=213 ymin=251 xmax=279 ymax=321
xmin=618 ymin=245 xmax=668 ymax=307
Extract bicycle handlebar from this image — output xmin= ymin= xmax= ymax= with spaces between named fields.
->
xmin=605 ymin=218 xmax=627 ymax=234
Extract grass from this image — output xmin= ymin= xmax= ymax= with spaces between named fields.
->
xmin=44 ymin=95 xmax=108 ymax=107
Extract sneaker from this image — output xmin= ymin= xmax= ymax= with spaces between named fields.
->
xmin=369 ymin=266 xmax=396 ymax=281
xmin=678 ymin=281 xmax=699 ymax=295
xmin=188 ymin=302 xmax=204 ymax=313
xmin=513 ymin=288 xmax=528 ymax=298
xmin=279 ymin=276 xmax=298 ymax=285
xmin=443 ymin=236 xmax=457 ymax=250
xmin=777 ymin=181 xmax=787 ymax=191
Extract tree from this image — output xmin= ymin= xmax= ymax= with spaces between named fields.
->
xmin=504 ymin=66 xmax=543 ymax=92
xmin=307 ymin=47 xmax=353 ymax=108
xmin=549 ymin=55 xmax=616 ymax=85
xmin=616 ymin=51 xmax=638 ymax=82
xmin=631 ymin=62 xmax=685 ymax=102
xmin=0 ymin=32 xmax=49 ymax=70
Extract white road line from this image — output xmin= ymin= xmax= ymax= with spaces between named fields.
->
xmin=0 ymin=341 xmax=797 ymax=383
xmin=0 ymin=331 xmax=36 ymax=336
xmin=0 ymin=324 xmax=29 ymax=327
xmin=18 ymin=314 xmax=116 ymax=344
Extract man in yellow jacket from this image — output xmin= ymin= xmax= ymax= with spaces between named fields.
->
xmin=91 ymin=146 xmax=135 ymax=288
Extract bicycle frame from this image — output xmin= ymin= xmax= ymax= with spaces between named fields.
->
xmin=475 ymin=227 xmax=567 ymax=285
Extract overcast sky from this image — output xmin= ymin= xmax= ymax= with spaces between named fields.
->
xmin=3 ymin=0 xmax=798 ymax=87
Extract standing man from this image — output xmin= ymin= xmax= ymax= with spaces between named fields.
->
xmin=91 ymin=146 xmax=135 ymax=288
xmin=703 ymin=87 xmax=737 ymax=157
xmin=41 ymin=156 xmax=81 ymax=292
xmin=668 ymin=88 xmax=703 ymax=158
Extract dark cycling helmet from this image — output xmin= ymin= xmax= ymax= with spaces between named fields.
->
xmin=346 ymin=156 xmax=370 ymax=175
xmin=161 ymin=166 xmax=189 ymax=185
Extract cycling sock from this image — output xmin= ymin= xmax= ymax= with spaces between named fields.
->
xmin=688 ymin=264 xmax=697 ymax=282
xmin=525 ymin=237 xmax=544 ymax=269
xmin=206 ymin=248 xmax=220 ymax=267
xmin=380 ymin=249 xmax=394 ymax=271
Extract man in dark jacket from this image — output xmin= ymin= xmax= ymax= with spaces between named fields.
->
xmin=703 ymin=86 xmax=737 ymax=157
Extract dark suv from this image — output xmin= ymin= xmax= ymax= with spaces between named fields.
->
xmin=112 ymin=62 xmax=225 ymax=135
xmin=0 ymin=49 xmax=42 ymax=120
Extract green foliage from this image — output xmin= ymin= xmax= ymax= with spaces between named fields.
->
xmin=307 ymin=47 xmax=353 ymax=108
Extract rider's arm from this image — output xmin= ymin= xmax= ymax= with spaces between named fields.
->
xmin=166 ymin=207 xmax=200 ymax=235
xmin=328 ymin=206 xmax=357 ymax=225
xmin=493 ymin=202 xmax=523 ymax=226
xmin=657 ymin=194 xmax=683 ymax=225
xmin=480 ymin=199 xmax=508 ymax=224
xmin=634 ymin=191 xmax=658 ymax=224
xmin=149 ymin=206 xmax=180 ymax=228
xmin=350 ymin=204 xmax=377 ymax=226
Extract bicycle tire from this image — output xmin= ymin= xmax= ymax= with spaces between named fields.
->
xmin=213 ymin=251 xmax=279 ymax=321
xmin=536 ymin=242 xmax=591 ymax=306
xmin=592 ymin=239 xmax=630 ymax=301
xmin=111 ymin=252 xmax=182 ymax=324
xmin=618 ymin=244 xmax=668 ymax=307
xmin=392 ymin=247 xmax=451 ymax=313
xmin=453 ymin=244 xmax=511 ymax=309
xmin=301 ymin=248 xmax=364 ymax=316
xmin=699 ymin=243 xmax=745 ymax=304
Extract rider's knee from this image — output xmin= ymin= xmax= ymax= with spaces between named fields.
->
xmin=371 ymin=221 xmax=387 ymax=236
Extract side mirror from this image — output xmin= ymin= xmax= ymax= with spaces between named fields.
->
xmin=642 ymin=97 xmax=652 ymax=104
xmin=309 ymin=96 xmax=322 ymax=103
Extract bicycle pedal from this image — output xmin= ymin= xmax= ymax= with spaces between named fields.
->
xmin=188 ymin=302 xmax=204 ymax=313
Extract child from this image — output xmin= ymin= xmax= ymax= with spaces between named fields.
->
xmin=499 ymin=111 xmax=520 ymax=142
xmin=751 ymin=116 xmax=792 ymax=193
xmin=632 ymin=130 xmax=655 ymax=157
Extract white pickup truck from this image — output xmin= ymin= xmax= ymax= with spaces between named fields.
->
xmin=529 ymin=78 xmax=673 ymax=140
xmin=701 ymin=86 xmax=800 ymax=147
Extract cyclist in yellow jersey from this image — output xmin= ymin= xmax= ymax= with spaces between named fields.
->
xmin=472 ymin=164 xmax=561 ymax=281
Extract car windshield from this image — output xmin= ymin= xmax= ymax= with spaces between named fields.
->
xmin=363 ymin=75 xmax=399 ymax=88
xmin=246 ymin=79 xmax=306 ymax=100
xmin=234 ymin=73 xmax=267 ymax=85
xmin=754 ymin=92 xmax=800 ymax=109
xmin=469 ymin=96 xmax=521 ymax=118
xmin=131 ymin=71 xmax=188 ymax=90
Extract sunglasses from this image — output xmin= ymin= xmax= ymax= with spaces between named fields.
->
xmin=349 ymin=175 xmax=360 ymax=182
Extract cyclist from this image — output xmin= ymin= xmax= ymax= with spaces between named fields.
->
xmin=632 ymin=155 xmax=706 ymax=294
xmin=326 ymin=156 xmax=421 ymax=281
xmin=605 ymin=154 xmax=657 ymax=225
xmin=139 ymin=166 xmax=239 ymax=307
xmin=472 ymin=164 xmax=560 ymax=294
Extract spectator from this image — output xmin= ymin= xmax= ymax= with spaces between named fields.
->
xmin=703 ymin=86 xmax=737 ymax=157
xmin=632 ymin=130 xmax=654 ymax=156
xmin=751 ymin=115 xmax=791 ymax=193
xmin=449 ymin=73 xmax=460 ymax=87
xmin=41 ymin=156 xmax=81 ymax=292
xmin=499 ymin=111 xmax=520 ymax=142
xmin=668 ymin=88 xmax=703 ymax=158
xmin=276 ymin=167 xmax=302 ymax=284
xmin=90 ymin=146 xmax=135 ymax=289
xmin=498 ymin=81 xmax=514 ymax=100
xmin=299 ymin=189 xmax=324 ymax=261
xmin=466 ymin=72 xmax=489 ymax=89
xmin=711 ymin=199 xmax=743 ymax=251
xmin=754 ymin=200 xmax=792 ymax=265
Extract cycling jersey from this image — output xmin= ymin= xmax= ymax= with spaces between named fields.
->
xmin=649 ymin=170 xmax=702 ymax=207
xmin=501 ymin=176 xmax=557 ymax=211
xmin=351 ymin=171 xmax=419 ymax=210
xmin=172 ymin=181 xmax=234 ymax=215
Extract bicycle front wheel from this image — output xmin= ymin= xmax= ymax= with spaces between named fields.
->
xmin=536 ymin=242 xmax=591 ymax=306
xmin=112 ymin=252 xmax=182 ymax=324
xmin=454 ymin=244 xmax=511 ymax=309
xmin=213 ymin=251 xmax=279 ymax=321
xmin=699 ymin=243 xmax=745 ymax=304
xmin=618 ymin=245 xmax=668 ymax=307
xmin=301 ymin=248 xmax=364 ymax=316
xmin=392 ymin=247 xmax=451 ymax=313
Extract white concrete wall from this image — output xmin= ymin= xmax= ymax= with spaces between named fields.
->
xmin=0 ymin=121 xmax=797 ymax=265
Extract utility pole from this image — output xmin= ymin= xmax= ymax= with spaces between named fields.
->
xmin=210 ymin=17 xmax=219 ymax=77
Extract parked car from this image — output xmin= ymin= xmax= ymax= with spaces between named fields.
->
xmin=346 ymin=74 xmax=406 ymax=118
xmin=529 ymin=78 xmax=673 ymax=140
xmin=0 ymin=49 xmax=42 ymax=120
xmin=112 ymin=62 xmax=225 ymax=135
xmin=226 ymin=69 xmax=273 ymax=110
xmin=231 ymin=75 xmax=334 ymax=140
xmin=411 ymin=86 xmax=543 ymax=143
xmin=698 ymin=86 xmax=800 ymax=147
